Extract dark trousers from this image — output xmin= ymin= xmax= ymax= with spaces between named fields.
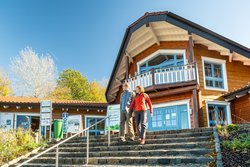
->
xmin=134 ymin=110 xmax=147 ymax=139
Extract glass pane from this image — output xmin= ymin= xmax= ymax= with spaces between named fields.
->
xmin=16 ymin=115 xmax=31 ymax=130
xmin=206 ymin=79 xmax=213 ymax=87
xmin=166 ymin=120 xmax=171 ymax=126
xmin=217 ymin=107 xmax=226 ymax=123
xmin=157 ymin=121 xmax=162 ymax=127
xmin=205 ymin=63 xmax=212 ymax=77
xmin=152 ymin=122 xmax=156 ymax=127
xmin=172 ymin=120 xmax=176 ymax=126
xmin=176 ymin=54 xmax=183 ymax=60
xmin=215 ymin=81 xmax=223 ymax=88
xmin=208 ymin=106 xmax=216 ymax=127
xmin=214 ymin=64 xmax=222 ymax=78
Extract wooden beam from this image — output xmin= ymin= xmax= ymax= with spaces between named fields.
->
xmin=229 ymin=53 xmax=233 ymax=62
xmin=243 ymin=61 xmax=250 ymax=66
xmin=193 ymin=89 xmax=199 ymax=128
xmin=148 ymin=23 xmax=160 ymax=46
xmin=125 ymin=51 xmax=134 ymax=63
xmin=115 ymin=78 xmax=122 ymax=85
xmin=188 ymin=34 xmax=194 ymax=63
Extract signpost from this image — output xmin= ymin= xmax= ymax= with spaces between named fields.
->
xmin=62 ymin=112 xmax=69 ymax=137
xmin=40 ymin=100 xmax=52 ymax=140
xmin=105 ymin=104 xmax=120 ymax=133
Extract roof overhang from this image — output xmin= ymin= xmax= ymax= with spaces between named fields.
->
xmin=106 ymin=11 xmax=250 ymax=103
xmin=223 ymin=84 xmax=250 ymax=101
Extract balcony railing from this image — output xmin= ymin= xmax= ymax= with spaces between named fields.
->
xmin=125 ymin=63 xmax=197 ymax=91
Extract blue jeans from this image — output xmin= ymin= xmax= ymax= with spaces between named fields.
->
xmin=134 ymin=110 xmax=147 ymax=139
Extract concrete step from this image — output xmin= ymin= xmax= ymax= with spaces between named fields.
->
xmin=16 ymin=155 xmax=213 ymax=165
xmin=12 ymin=163 xmax=209 ymax=167
xmin=46 ymin=141 xmax=213 ymax=152
xmin=35 ymin=148 xmax=212 ymax=158
xmin=61 ymin=136 xmax=211 ymax=147
xmin=69 ymin=131 xmax=213 ymax=143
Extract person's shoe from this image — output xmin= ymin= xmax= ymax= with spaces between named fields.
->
xmin=140 ymin=139 xmax=145 ymax=145
xmin=128 ymin=137 xmax=135 ymax=141
xmin=120 ymin=138 xmax=126 ymax=142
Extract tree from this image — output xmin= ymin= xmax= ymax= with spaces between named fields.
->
xmin=46 ymin=86 xmax=73 ymax=100
xmin=57 ymin=69 xmax=90 ymax=100
xmin=0 ymin=69 xmax=12 ymax=96
xmin=10 ymin=47 xmax=57 ymax=98
xmin=89 ymin=81 xmax=106 ymax=102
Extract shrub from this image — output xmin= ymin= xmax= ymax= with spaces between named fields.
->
xmin=0 ymin=128 xmax=43 ymax=165
xmin=227 ymin=124 xmax=239 ymax=133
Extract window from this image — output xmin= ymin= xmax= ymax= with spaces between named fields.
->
xmin=207 ymin=102 xmax=231 ymax=127
xmin=137 ymin=50 xmax=186 ymax=74
xmin=202 ymin=57 xmax=228 ymax=91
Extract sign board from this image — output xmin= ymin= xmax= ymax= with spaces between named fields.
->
xmin=62 ymin=112 xmax=69 ymax=134
xmin=0 ymin=113 xmax=14 ymax=131
xmin=40 ymin=100 xmax=52 ymax=126
xmin=67 ymin=115 xmax=83 ymax=133
xmin=105 ymin=104 xmax=120 ymax=132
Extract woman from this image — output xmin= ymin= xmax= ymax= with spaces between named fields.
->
xmin=129 ymin=85 xmax=153 ymax=145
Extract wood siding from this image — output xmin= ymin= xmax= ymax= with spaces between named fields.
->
xmin=194 ymin=44 xmax=250 ymax=126
xmin=232 ymin=94 xmax=250 ymax=123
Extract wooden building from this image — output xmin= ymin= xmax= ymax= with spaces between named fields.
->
xmin=0 ymin=96 xmax=107 ymax=135
xmin=105 ymin=11 xmax=250 ymax=131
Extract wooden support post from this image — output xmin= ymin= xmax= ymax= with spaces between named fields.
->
xmin=188 ymin=34 xmax=194 ymax=63
xmin=192 ymin=89 xmax=199 ymax=128
xmin=126 ymin=56 xmax=129 ymax=80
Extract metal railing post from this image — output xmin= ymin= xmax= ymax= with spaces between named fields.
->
xmin=108 ymin=116 xmax=110 ymax=147
xmin=55 ymin=146 xmax=59 ymax=167
xmin=86 ymin=129 xmax=89 ymax=164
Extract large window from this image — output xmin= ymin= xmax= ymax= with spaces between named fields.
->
xmin=138 ymin=50 xmax=186 ymax=74
xmin=202 ymin=57 xmax=228 ymax=91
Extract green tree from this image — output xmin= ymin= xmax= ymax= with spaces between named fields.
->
xmin=57 ymin=69 xmax=90 ymax=100
xmin=89 ymin=81 xmax=106 ymax=102
xmin=46 ymin=86 xmax=73 ymax=100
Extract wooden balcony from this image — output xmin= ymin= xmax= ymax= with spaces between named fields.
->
xmin=125 ymin=63 xmax=197 ymax=91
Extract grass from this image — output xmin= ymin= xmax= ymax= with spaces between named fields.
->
xmin=0 ymin=128 xmax=47 ymax=165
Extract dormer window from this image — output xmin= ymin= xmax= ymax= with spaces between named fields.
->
xmin=137 ymin=50 xmax=186 ymax=74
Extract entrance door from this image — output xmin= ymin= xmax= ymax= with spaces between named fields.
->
xmin=148 ymin=104 xmax=189 ymax=131
xmin=208 ymin=104 xmax=228 ymax=127
xmin=86 ymin=117 xmax=105 ymax=136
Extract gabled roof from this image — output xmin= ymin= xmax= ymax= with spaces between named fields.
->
xmin=106 ymin=11 xmax=250 ymax=102
xmin=222 ymin=84 xmax=250 ymax=101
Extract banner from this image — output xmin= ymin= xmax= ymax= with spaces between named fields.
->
xmin=67 ymin=115 xmax=83 ymax=133
xmin=0 ymin=113 xmax=14 ymax=131
xmin=105 ymin=104 xmax=120 ymax=132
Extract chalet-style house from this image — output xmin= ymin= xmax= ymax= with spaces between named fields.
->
xmin=106 ymin=11 xmax=250 ymax=131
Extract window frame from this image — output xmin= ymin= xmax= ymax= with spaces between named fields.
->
xmin=137 ymin=49 xmax=187 ymax=75
xmin=202 ymin=56 xmax=228 ymax=91
xmin=205 ymin=100 xmax=231 ymax=127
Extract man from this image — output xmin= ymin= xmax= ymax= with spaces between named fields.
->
xmin=120 ymin=83 xmax=135 ymax=142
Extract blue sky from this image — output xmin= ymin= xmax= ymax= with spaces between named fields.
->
xmin=0 ymin=0 xmax=250 ymax=84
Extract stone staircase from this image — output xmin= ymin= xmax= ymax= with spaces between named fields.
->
xmin=13 ymin=128 xmax=215 ymax=167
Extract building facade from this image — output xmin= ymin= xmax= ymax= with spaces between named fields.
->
xmin=105 ymin=12 xmax=250 ymax=131
xmin=0 ymin=96 xmax=107 ymax=136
